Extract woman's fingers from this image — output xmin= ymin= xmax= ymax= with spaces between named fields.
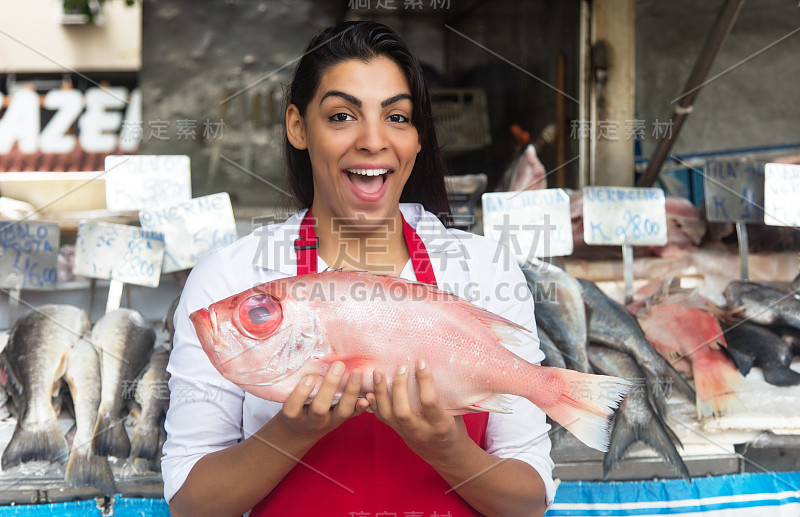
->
xmin=334 ymin=368 xmax=363 ymax=419
xmin=391 ymin=363 xmax=413 ymax=422
xmin=370 ymin=369 xmax=393 ymax=422
xmin=415 ymin=359 xmax=445 ymax=424
xmin=307 ymin=361 xmax=345 ymax=418
xmin=282 ymin=374 xmax=318 ymax=419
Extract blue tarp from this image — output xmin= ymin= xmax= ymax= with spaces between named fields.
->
xmin=0 ymin=496 xmax=169 ymax=516
xmin=546 ymin=471 xmax=800 ymax=517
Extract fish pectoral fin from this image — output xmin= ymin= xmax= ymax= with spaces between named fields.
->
xmin=468 ymin=394 xmax=514 ymax=414
xmin=319 ymin=355 xmax=376 ymax=372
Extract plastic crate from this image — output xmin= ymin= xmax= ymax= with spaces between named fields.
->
xmin=430 ymin=88 xmax=491 ymax=153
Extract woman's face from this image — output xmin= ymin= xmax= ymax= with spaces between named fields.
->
xmin=287 ymin=56 xmax=421 ymax=227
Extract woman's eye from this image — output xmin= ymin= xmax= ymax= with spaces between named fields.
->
xmin=388 ymin=114 xmax=409 ymax=123
xmin=330 ymin=113 xmax=354 ymax=122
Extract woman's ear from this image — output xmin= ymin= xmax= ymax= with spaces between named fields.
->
xmin=286 ymin=104 xmax=307 ymax=150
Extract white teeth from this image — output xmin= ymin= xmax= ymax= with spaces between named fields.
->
xmin=347 ymin=168 xmax=389 ymax=176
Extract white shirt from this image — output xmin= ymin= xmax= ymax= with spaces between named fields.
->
xmin=162 ymin=203 xmax=557 ymax=508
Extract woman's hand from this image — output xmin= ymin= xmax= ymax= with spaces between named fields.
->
xmin=277 ymin=362 xmax=370 ymax=438
xmin=366 ymin=359 xmax=468 ymax=459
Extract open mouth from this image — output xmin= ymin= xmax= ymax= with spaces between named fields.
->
xmin=345 ymin=168 xmax=392 ymax=195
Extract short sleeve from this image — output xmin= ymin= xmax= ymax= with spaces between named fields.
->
xmin=161 ymin=252 xmax=248 ymax=503
xmin=483 ymin=257 xmax=558 ymax=507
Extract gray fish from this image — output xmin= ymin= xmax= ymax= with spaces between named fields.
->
xmin=64 ymin=335 xmax=114 ymax=495
xmin=0 ymin=305 xmax=88 ymax=469
xmin=723 ymin=321 xmax=800 ymax=386
xmin=91 ymin=309 xmax=155 ymax=458
xmin=724 ymin=281 xmax=800 ymax=330
xmin=587 ymin=344 xmax=690 ymax=481
xmin=538 ymin=326 xmax=567 ymax=369
xmin=538 ymin=327 xmax=569 ymax=447
xmin=129 ymin=344 xmax=170 ymax=460
xmin=164 ymin=295 xmax=180 ymax=345
xmin=579 ymin=279 xmax=696 ymax=413
xmin=520 ymin=260 xmax=591 ymax=373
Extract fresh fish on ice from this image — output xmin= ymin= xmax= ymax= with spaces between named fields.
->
xmin=64 ymin=334 xmax=114 ymax=495
xmin=0 ymin=305 xmax=88 ymax=469
xmin=91 ymin=309 xmax=156 ymax=458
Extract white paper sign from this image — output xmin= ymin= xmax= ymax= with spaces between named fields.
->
xmin=582 ymin=186 xmax=667 ymax=246
xmin=703 ymin=160 xmax=764 ymax=223
xmin=481 ymin=189 xmax=573 ymax=259
xmin=104 ymin=155 xmax=192 ymax=211
xmin=764 ymin=163 xmax=800 ymax=227
xmin=139 ymin=193 xmax=238 ymax=273
xmin=73 ymin=221 xmax=165 ymax=288
xmin=0 ymin=221 xmax=59 ymax=289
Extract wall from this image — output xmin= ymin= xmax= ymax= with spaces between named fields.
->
xmin=0 ymin=0 xmax=141 ymax=72
xmin=636 ymin=0 xmax=800 ymax=158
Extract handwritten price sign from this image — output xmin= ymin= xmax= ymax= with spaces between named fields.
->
xmin=73 ymin=221 xmax=165 ymax=288
xmin=481 ymin=189 xmax=573 ymax=259
xmin=104 ymin=155 xmax=192 ymax=211
xmin=0 ymin=221 xmax=59 ymax=289
xmin=582 ymin=187 xmax=667 ymax=246
xmin=764 ymin=163 xmax=800 ymax=227
xmin=703 ymin=161 xmax=764 ymax=223
xmin=139 ymin=193 xmax=238 ymax=273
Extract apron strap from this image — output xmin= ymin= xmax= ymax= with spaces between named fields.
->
xmin=296 ymin=208 xmax=438 ymax=287
xmin=294 ymin=208 xmax=318 ymax=276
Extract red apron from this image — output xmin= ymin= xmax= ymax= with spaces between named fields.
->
xmin=250 ymin=209 xmax=488 ymax=517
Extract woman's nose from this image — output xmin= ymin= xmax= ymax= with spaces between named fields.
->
xmin=354 ymin=118 xmax=388 ymax=153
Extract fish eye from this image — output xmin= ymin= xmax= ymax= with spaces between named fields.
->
xmin=236 ymin=294 xmax=282 ymax=338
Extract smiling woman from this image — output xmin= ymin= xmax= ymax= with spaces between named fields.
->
xmin=163 ymin=20 xmax=555 ymax=517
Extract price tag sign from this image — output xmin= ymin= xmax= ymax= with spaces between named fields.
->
xmin=0 ymin=221 xmax=60 ymax=289
xmin=139 ymin=193 xmax=238 ymax=273
xmin=73 ymin=221 xmax=165 ymax=288
xmin=104 ymin=155 xmax=192 ymax=211
xmin=582 ymin=187 xmax=667 ymax=246
xmin=481 ymin=189 xmax=573 ymax=259
xmin=764 ymin=163 xmax=800 ymax=227
xmin=703 ymin=161 xmax=764 ymax=223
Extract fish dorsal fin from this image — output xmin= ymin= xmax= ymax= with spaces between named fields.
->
xmin=449 ymin=297 xmax=530 ymax=346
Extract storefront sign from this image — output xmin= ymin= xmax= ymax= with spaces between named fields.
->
xmin=703 ymin=160 xmax=764 ymax=223
xmin=582 ymin=186 xmax=667 ymax=246
xmin=482 ymin=189 xmax=573 ymax=259
xmin=0 ymin=221 xmax=59 ymax=289
xmin=0 ymin=87 xmax=140 ymax=154
xmin=104 ymin=155 xmax=192 ymax=211
xmin=73 ymin=221 xmax=165 ymax=288
xmin=139 ymin=192 xmax=238 ymax=273
xmin=764 ymin=163 xmax=800 ymax=227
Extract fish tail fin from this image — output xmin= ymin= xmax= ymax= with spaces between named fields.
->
xmin=129 ymin=424 xmax=160 ymax=460
xmin=603 ymin=410 xmax=691 ymax=481
xmin=1 ymin=420 xmax=69 ymax=469
xmin=694 ymin=357 xmax=747 ymax=419
xmin=92 ymin=413 xmax=130 ymax=458
xmin=65 ymin=449 xmax=115 ymax=496
xmin=762 ymin=364 xmax=800 ymax=386
xmin=661 ymin=360 xmax=697 ymax=403
xmin=539 ymin=369 xmax=632 ymax=452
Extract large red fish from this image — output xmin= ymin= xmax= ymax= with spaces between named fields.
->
xmin=639 ymin=303 xmax=746 ymax=418
xmin=190 ymin=271 xmax=631 ymax=451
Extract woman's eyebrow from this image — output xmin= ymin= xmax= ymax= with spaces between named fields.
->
xmin=319 ymin=91 xmax=412 ymax=108
xmin=381 ymin=93 xmax=412 ymax=108
xmin=320 ymin=90 xmax=361 ymax=107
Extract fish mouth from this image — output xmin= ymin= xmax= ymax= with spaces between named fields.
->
xmin=190 ymin=308 xmax=220 ymax=361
